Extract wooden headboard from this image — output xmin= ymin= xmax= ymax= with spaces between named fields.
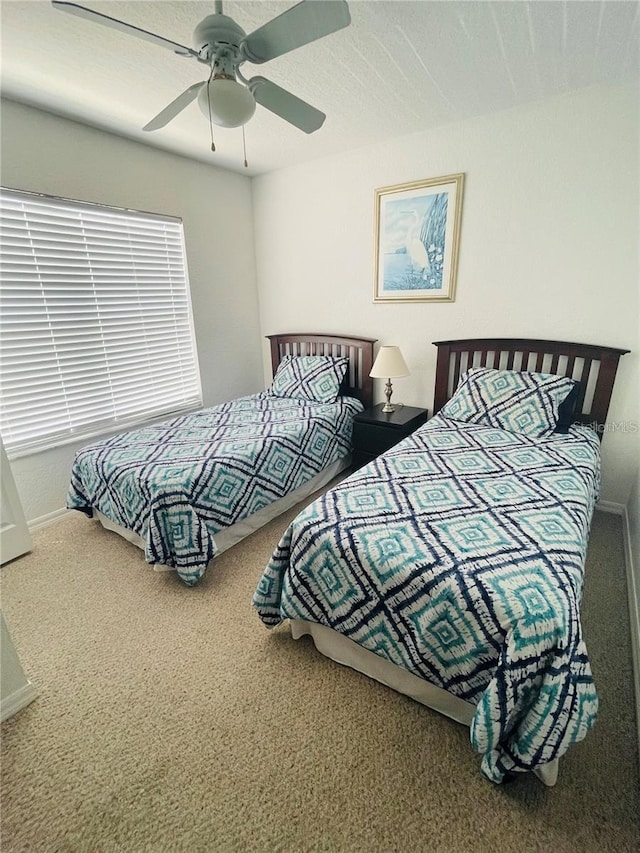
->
xmin=267 ymin=333 xmax=377 ymax=409
xmin=433 ymin=338 xmax=630 ymax=439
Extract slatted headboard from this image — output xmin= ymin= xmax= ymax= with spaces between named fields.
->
xmin=267 ymin=333 xmax=377 ymax=409
xmin=433 ymin=338 xmax=630 ymax=439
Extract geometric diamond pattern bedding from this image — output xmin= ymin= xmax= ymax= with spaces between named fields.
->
xmin=270 ymin=355 xmax=349 ymax=403
xmin=67 ymin=392 xmax=363 ymax=586
xmin=252 ymin=412 xmax=601 ymax=783
xmin=441 ymin=367 xmax=577 ymax=437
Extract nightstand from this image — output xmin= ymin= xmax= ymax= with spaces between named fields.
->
xmin=352 ymin=404 xmax=429 ymax=471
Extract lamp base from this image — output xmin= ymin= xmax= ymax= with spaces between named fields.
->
xmin=382 ymin=378 xmax=394 ymax=413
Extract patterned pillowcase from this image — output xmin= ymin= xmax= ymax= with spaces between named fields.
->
xmin=440 ymin=367 xmax=577 ymax=437
xmin=270 ymin=355 xmax=349 ymax=404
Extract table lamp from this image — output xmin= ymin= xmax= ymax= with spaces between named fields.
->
xmin=369 ymin=345 xmax=409 ymax=413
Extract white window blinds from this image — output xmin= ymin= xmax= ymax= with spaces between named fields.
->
xmin=0 ymin=187 xmax=202 ymax=456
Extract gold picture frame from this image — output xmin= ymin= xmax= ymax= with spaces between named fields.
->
xmin=374 ymin=173 xmax=464 ymax=303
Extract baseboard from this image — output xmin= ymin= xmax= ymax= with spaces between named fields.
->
xmin=620 ymin=505 xmax=640 ymax=756
xmin=0 ymin=681 xmax=38 ymax=723
xmin=29 ymin=507 xmax=71 ymax=532
xmin=595 ymin=500 xmax=625 ymax=515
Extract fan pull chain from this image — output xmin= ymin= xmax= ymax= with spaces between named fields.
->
xmin=205 ymin=68 xmax=248 ymax=168
xmin=206 ymin=71 xmax=216 ymax=152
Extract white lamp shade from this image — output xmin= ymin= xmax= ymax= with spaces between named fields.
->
xmin=197 ymin=79 xmax=256 ymax=128
xmin=369 ymin=346 xmax=410 ymax=378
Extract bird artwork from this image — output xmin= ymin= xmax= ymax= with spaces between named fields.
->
xmin=380 ymin=188 xmax=452 ymax=293
xmin=405 ymin=211 xmax=431 ymax=280
xmin=376 ymin=174 xmax=462 ymax=302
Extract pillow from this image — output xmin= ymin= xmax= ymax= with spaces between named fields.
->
xmin=270 ymin=355 xmax=348 ymax=404
xmin=440 ymin=367 xmax=577 ymax=437
xmin=554 ymin=382 xmax=581 ymax=434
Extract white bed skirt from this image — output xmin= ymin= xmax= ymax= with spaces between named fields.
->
xmin=94 ymin=456 xmax=350 ymax=572
xmin=289 ymin=618 xmax=559 ymax=787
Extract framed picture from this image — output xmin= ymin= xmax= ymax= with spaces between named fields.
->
xmin=374 ymin=173 xmax=464 ymax=303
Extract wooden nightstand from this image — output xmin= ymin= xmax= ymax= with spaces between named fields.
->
xmin=352 ymin=404 xmax=429 ymax=471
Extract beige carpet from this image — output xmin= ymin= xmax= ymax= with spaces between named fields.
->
xmin=1 ymin=497 xmax=638 ymax=853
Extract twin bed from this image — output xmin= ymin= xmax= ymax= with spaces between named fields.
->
xmin=68 ymin=333 xmax=628 ymax=785
xmin=67 ymin=332 xmax=376 ymax=585
xmin=252 ymin=337 xmax=628 ymax=785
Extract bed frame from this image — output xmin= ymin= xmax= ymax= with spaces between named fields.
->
xmin=267 ymin=333 xmax=377 ymax=409
xmin=433 ymin=338 xmax=630 ymax=438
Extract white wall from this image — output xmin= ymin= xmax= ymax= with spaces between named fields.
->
xmin=1 ymin=99 xmax=264 ymax=523
xmin=252 ymin=83 xmax=639 ymax=506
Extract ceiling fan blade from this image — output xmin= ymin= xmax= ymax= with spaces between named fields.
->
xmin=248 ymin=77 xmax=325 ymax=133
xmin=241 ymin=0 xmax=351 ymax=64
xmin=51 ymin=1 xmax=200 ymax=58
xmin=143 ymin=82 xmax=205 ymax=132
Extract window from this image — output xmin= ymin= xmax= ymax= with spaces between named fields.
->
xmin=0 ymin=187 xmax=202 ymax=456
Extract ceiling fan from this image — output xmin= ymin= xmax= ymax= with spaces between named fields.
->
xmin=51 ymin=1 xmax=351 ymax=138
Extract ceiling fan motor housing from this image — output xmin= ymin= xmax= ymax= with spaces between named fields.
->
xmin=193 ymin=14 xmax=246 ymax=61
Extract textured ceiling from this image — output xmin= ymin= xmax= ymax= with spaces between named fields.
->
xmin=1 ymin=1 xmax=638 ymax=176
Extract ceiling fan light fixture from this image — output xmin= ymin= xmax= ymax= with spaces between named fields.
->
xmin=197 ymin=78 xmax=256 ymax=128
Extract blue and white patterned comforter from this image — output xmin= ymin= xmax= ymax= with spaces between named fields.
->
xmin=67 ymin=393 xmax=363 ymax=585
xmin=253 ymin=413 xmax=601 ymax=783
